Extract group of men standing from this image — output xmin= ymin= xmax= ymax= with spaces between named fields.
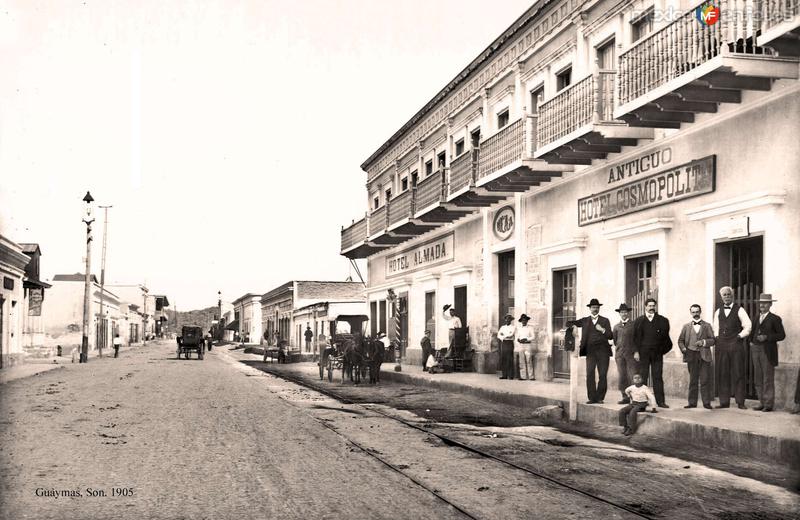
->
xmin=576 ymin=286 xmax=785 ymax=412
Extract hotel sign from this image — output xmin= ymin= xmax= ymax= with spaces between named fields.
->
xmin=578 ymin=156 xmax=716 ymax=226
xmin=28 ymin=287 xmax=43 ymax=316
xmin=386 ymin=232 xmax=455 ymax=278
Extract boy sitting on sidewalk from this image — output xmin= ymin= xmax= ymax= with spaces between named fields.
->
xmin=619 ymin=374 xmax=657 ymax=436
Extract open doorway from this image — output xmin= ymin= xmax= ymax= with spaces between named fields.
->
xmin=714 ymin=236 xmax=763 ymax=399
xmin=552 ymin=268 xmax=576 ymax=379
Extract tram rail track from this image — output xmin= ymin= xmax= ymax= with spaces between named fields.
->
xmin=256 ymin=365 xmax=655 ymax=520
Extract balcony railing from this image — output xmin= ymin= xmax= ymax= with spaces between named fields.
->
xmin=341 ymin=217 xmax=367 ymax=252
xmin=618 ymin=0 xmax=771 ymax=106
xmin=369 ymin=205 xmax=387 ymax=236
xmin=538 ymin=71 xmax=616 ymax=148
xmin=388 ymin=189 xmax=413 ymax=226
xmin=762 ymin=0 xmax=800 ymax=31
xmin=414 ymin=169 xmax=447 ymax=213
xmin=449 ymin=149 xmax=478 ymax=193
xmin=477 ymin=117 xmax=538 ymax=180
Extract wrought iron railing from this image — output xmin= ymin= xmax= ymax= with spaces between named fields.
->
xmin=413 ymin=169 xmax=446 ymax=214
xmin=618 ymin=0 xmax=773 ymax=106
xmin=388 ymin=189 xmax=412 ymax=226
xmin=341 ymin=217 xmax=368 ymax=251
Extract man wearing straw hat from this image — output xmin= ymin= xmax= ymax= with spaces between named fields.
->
xmin=748 ymin=293 xmax=785 ymax=412
xmin=574 ymin=298 xmax=613 ymax=404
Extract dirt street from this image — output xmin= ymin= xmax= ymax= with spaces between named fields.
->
xmin=1 ymin=341 xmax=798 ymax=520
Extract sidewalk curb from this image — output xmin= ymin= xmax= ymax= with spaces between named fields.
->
xmin=0 ymin=364 xmax=64 ymax=385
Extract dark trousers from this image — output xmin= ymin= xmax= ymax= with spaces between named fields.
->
xmin=716 ymin=338 xmax=746 ymax=406
xmin=638 ymin=349 xmax=665 ymax=405
xmin=586 ymin=348 xmax=610 ymax=402
xmin=113 ymin=346 xmax=120 ymax=358
xmin=421 ymin=345 xmax=432 ymax=370
xmin=618 ymin=402 xmax=648 ymax=431
xmin=686 ymin=349 xmax=712 ymax=406
xmin=750 ymin=343 xmax=775 ymax=408
xmin=500 ymin=340 xmax=514 ymax=379
xmin=615 ymin=352 xmax=637 ymax=398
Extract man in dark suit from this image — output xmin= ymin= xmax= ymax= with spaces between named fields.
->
xmin=677 ymin=304 xmax=715 ymax=409
xmin=633 ymin=298 xmax=672 ymax=408
xmin=573 ymin=298 xmax=613 ymax=404
xmin=748 ymin=293 xmax=785 ymax=412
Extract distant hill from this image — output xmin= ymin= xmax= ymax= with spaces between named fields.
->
xmin=163 ymin=306 xmax=219 ymax=334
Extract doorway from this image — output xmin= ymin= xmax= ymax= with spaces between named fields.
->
xmin=552 ymin=268 xmax=577 ymax=379
xmin=715 ymin=235 xmax=763 ymax=399
xmin=425 ymin=291 xmax=436 ymax=346
xmin=498 ymin=251 xmax=515 ymax=326
xmin=454 ymin=286 xmax=468 ymax=329
xmin=0 ymin=296 xmax=4 ymax=369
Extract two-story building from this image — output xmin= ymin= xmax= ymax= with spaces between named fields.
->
xmin=152 ymin=295 xmax=170 ymax=337
xmin=341 ymin=0 xmax=799 ymax=407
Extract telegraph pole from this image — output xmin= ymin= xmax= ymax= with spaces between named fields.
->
xmin=97 ymin=205 xmax=112 ymax=357
xmin=80 ymin=192 xmax=95 ymax=363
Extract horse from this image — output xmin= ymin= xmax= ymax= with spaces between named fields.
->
xmin=341 ymin=337 xmax=365 ymax=384
xmin=361 ymin=337 xmax=385 ymax=384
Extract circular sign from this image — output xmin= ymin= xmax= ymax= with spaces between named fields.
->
xmin=493 ymin=206 xmax=515 ymax=241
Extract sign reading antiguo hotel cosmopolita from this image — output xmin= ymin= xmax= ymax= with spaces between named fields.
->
xmin=578 ymin=155 xmax=716 ymax=226
xmin=386 ymin=232 xmax=455 ymax=278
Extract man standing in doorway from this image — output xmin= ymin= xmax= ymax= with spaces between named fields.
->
xmin=713 ymin=286 xmax=752 ymax=409
xmin=497 ymin=314 xmax=516 ymax=379
xmin=748 ymin=293 xmax=785 ymax=412
xmin=612 ymin=304 xmax=637 ymax=404
xmin=633 ymin=298 xmax=672 ymax=408
xmin=517 ymin=314 xmax=536 ymax=380
xmin=575 ymin=299 xmax=613 ymax=404
xmin=677 ymin=304 xmax=715 ymax=409
xmin=442 ymin=304 xmax=462 ymax=358
xmin=304 ymin=325 xmax=313 ymax=353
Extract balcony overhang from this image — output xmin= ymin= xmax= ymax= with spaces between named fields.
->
xmin=535 ymin=125 xmax=655 ymax=165
xmin=475 ymin=158 xmax=571 ymax=192
xmin=614 ymin=54 xmax=800 ymax=126
xmin=341 ymin=241 xmax=390 ymax=259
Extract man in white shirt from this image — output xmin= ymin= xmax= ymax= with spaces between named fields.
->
xmin=443 ymin=304 xmax=463 ymax=358
xmin=712 ymin=286 xmax=752 ymax=409
xmin=516 ymin=314 xmax=536 ymax=380
xmin=497 ymin=314 xmax=516 ymax=379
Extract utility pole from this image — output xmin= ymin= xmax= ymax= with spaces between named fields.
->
xmin=80 ymin=192 xmax=95 ymax=363
xmin=97 ymin=205 xmax=112 ymax=357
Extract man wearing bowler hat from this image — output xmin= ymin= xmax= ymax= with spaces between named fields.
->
xmin=748 ymin=293 xmax=785 ymax=412
xmin=574 ymin=298 xmax=613 ymax=404
xmin=612 ymin=303 xmax=637 ymax=404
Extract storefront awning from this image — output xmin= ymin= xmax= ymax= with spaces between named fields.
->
xmin=224 ymin=319 xmax=239 ymax=331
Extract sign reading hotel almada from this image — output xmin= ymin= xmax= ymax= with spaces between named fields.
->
xmin=578 ymin=147 xmax=716 ymax=226
xmin=386 ymin=232 xmax=455 ymax=278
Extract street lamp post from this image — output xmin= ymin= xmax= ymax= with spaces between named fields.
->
xmin=80 ymin=191 xmax=95 ymax=363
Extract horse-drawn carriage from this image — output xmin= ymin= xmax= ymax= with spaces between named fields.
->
xmin=320 ymin=313 xmax=384 ymax=384
xmin=177 ymin=325 xmax=205 ymax=360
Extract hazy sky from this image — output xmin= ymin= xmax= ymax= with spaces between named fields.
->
xmin=0 ymin=0 xmax=533 ymax=310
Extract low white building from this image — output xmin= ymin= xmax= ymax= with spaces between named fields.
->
xmin=0 ymin=235 xmax=29 ymax=368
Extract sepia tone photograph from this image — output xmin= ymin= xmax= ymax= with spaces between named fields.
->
xmin=1 ymin=0 xmax=799 ymax=518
